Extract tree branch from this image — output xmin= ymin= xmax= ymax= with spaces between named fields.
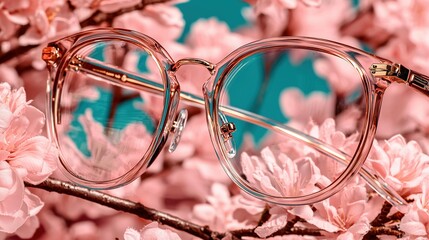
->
xmin=80 ymin=0 xmax=171 ymax=27
xmin=26 ymin=178 xmax=225 ymax=240
xmin=370 ymin=201 xmax=392 ymax=227
xmin=26 ymin=178 xmax=407 ymax=239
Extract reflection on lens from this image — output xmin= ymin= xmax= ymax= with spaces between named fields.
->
xmin=54 ymin=40 xmax=164 ymax=183
xmin=219 ymin=49 xmax=365 ymax=198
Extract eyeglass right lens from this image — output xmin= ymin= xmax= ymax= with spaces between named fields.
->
xmin=53 ymin=40 xmax=165 ymax=185
xmin=218 ymin=48 xmax=366 ymax=198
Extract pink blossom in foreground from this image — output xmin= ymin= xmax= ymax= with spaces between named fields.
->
xmin=0 ymin=162 xmax=43 ymax=238
xmin=0 ymin=83 xmax=57 ymax=184
xmin=304 ymin=119 xmax=358 ymax=180
xmin=400 ymin=178 xmax=429 ymax=237
xmin=256 ymin=118 xmax=358 ymax=194
xmin=267 ymin=118 xmax=358 ymax=181
xmin=290 ymin=182 xmax=376 ymax=239
xmin=254 ymin=206 xmax=289 ymax=238
xmin=366 ymin=134 xmax=429 ymax=197
xmin=241 ymin=147 xmax=322 ymax=197
xmin=0 ymin=83 xmax=57 ymax=238
xmin=124 ymin=222 xmax=182 ymax=240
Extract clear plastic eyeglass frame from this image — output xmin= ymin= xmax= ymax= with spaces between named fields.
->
xmin=42 ymin=28 xmax=429 ymax=209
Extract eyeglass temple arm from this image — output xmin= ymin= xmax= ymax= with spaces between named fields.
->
xmin=371 ymin=63 xmax=429 ymax=96
xmin=73 ymin=57 xmax=406 ymax=207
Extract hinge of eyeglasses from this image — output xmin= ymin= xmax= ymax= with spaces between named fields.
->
xmin=42 ymin=46 xmax=61 ymax=65
xmin=68 ymin=55 xmax=83 ymax=71
xmin=370 ymin=63 xmax=410 ymax=83
xmin=220 ymin=122 xmax=236 ymax=140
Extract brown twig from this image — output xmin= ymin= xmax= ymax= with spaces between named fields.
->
xmin=0 ymin=0 xmax=172 ymax=65
xmin=371 ymin=201 xmax=393 ymax=227
xmin=257 ymin=205 xmax=271 ymax=226
xmin=26 ymin=178 xmax=225 ymax=240
xmin=80 ymin=0 xmax=170 ymax=28
xmin=363 ymin=226 xmax=404 ymax=239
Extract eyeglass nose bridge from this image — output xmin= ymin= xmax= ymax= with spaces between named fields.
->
xmin=171 ymin=58 xmax=216 ymax=75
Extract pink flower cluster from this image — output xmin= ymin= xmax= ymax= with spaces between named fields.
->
xmin=0 ymin=83 xmax=57 ymax=238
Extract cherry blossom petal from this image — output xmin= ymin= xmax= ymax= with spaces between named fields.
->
xmin=254 ymin=214 xmax=287 ymax=238
xmin=124 ymin=228 xmax=141 ymax=240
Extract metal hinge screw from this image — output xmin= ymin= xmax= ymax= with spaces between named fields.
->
xmin=220 ymin=122 xmax=236 ymax=140
xmin=42 ymin=46 xmax=61 ymax=64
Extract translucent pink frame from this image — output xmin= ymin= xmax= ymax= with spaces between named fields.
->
xmin=42 ymin=28 xmax=429 ymax=208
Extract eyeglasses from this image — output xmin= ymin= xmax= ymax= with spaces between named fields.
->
xmin=42 ymin=28 xmax=428 ymax=208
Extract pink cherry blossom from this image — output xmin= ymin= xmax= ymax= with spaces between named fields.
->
xmin=113 ymin=4 xmax=184 ymax=44
xmin=370 ymin=0 xmax=429 ymax=77
xmin=244 ymin=0 xmax=289 ymax=37
xmin=18 ymin=8 xmax=80 ymax=46
xmin=288 ymin=0 xmax=354 ymax=41
xmin=291 ymin=182 xmax=374 ymax=238
xmin=0 ymin=83 xmax=57 ymax=184
xmin=158 ymin=113 xmax=230 ymax=202
xmin=373 ymin=0 xmax=429 ymax=50
xmin=0 ymin=83 xmax=57 ymax=238
xmin=266 ymin=118 xmax=358 ymax=182
xmin=60 ymin=109 xmax=153 ymax=180
xmin=240 ymin=147 xmax=322 ymax=197
xmin=192 ymin=183 xmax=258 ymax=232
xmin=366 ymin=134 xmax=429 ymax=197
xmin=280 ymin=88 xmax=335 ymax=126
xmin=313 ymin=54 xmax=363 ymax=97
xmin=253 ymin=117 xmax=359 ymax=198
xmin=187 ymin=18 xmax=253 ymax=61
xmin=400 ymin=178 xmax=429 ymax=237
xmin=163 ymin=160 xmax=228 ymax=203
xmin=124 ymin=222 xmax=182 ymax=240
xmin=0 ymin=0 xmax=38 ymax=40
xmin=254 ymin=206 xmax=289 ymax=238
xmin=244 ymin=0 xmax=322 ymax=37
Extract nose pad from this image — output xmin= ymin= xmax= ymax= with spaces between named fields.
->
xmin=168 ymin=109 xmax=188 ymax=153
xmin=219 ymin=112 xmax=237 ymax=158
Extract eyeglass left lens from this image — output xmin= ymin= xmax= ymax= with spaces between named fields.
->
xmin=53 ymin=39 xmax=165 ymax=185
